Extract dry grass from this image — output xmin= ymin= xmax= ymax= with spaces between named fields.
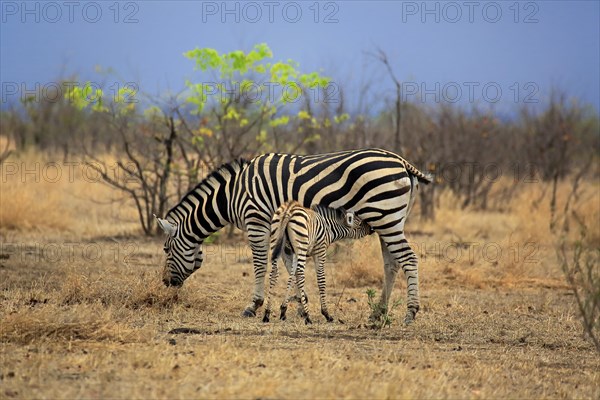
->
xmin=1 ymin=150 xmax=599 ymax=399
xmin=332 ymin=234 xmax=384 ymax=288
xmin=0 ymin=150 xmax=140 ymax=237
xmin=1 ymin=241 xmax=599 ymax=399
xmin=0 ymin=152 xmax=73 ymax=231
xmin=0 ymin=304 xmax=144 ymax=344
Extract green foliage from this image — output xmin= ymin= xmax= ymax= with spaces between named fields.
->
xmin=203 ymin=231 xmax=221 ymax=245
xmin=366 ymin=289 xmax=403 ymax=330
xmin=143 ymin=106 xmax=162 ymax=121
xmin=183 ymin=43 xmax=332 ymax=138
xmin=184 ymin=43 xmax=272 ymax=79
xmin=269 ymin=115 xmax=289 ymax=128
xmin=60 ymin=43 xmax=341 ymax=162
xmin=65 ymin=82 xmax=107 ymax=112
xmin=64 ymin=82 xmax=135 ymax=115
xmin=334 ymin=113 xmax=350 ymax=124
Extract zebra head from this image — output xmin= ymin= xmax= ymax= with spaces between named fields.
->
xmin=155 ymin=215 xmax=203 ymax=287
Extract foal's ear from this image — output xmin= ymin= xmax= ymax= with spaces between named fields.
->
xmin=345 ymin=211 xmax=355 ymax=226
xmin=154 ymin=214 xmax=176 ymax=237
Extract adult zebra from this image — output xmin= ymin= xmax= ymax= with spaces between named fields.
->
xmin=155 ymin=148 xmax=432 ymax=323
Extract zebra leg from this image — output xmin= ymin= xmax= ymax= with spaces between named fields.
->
xmin=279 ymin=253 xmax=298 ymax=321
xmin=280 ymin=274 xmax=294 ymax=320
xmin=243 ymin=233 xmax=269 ymax=317
xmin=281 ymin=251 xmax=308 ymax=318
xmin=283 ymin=247 xmax=306 ymax=304
xmin=399 ymin=243 xmax=420 ymax=324
xmin=294 ymin=257 xmax=312 ymax=325
xmin=314 ymin=250 xmax=333 ymax=322
xmin=369 ymin=237 xmax=395 ymax=321
xmin=263 ymin=258 xmax=279 ymax=323
xmin=377 ymin=236 xmax=420 ymax=324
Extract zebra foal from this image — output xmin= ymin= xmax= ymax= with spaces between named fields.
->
xmin=263 ymin=201 xmax=373 ymax=324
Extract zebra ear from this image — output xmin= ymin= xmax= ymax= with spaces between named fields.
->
xmin=345 ymin=211 xmax=355 ymax=226
xmin=154 ymin=214 xmax=176 ymax=237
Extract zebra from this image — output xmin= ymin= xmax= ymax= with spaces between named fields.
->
xmin=155 ymin=148 xmax=432 ymax=324
xmin=263 ymin=201 xmax=374 ymax=324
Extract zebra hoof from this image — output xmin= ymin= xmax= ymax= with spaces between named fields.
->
xmin=403 ymin=312 xmax=417 ymax=325
xmin=305 ymin=317 xmax=312 ymax=325
xmin=279 ymin=306 xmax=288 ymax=321
xmin=242 ymin=308 xmax=256 ymax=318
xmin=322 ymin=311 xmax=334 ymax=322
xmin=262 ymin=309 xmax=271 ymax=323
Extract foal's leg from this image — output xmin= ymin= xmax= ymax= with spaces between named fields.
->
xmin=314 ymin=248 xmax=333 ymax=322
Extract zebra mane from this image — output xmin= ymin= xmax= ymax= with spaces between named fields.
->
xmin=202 ymin=158 xmax=248 ymax=187
xmin=165 ymin=158 xmax=249 ymax=220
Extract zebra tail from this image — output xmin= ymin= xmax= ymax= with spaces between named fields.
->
xmin=271 ymin=205 xmax=294 ymax=261
xmin=271 ymin=232 xmax=285 ymax=261
xmin=416 ymin=171 xmax=434 ymax=185
xmin=404 ymin=161 xmax=434 ymax=185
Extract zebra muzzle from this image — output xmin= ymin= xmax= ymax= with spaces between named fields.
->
xmin=163 ymin=277 xmax=183 ymax=287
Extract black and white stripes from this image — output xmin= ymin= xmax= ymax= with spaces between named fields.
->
xmin=263 ymin=201 xmax=373 ymax=324
xmin=155 ymin=148 xmax=431 ymax=323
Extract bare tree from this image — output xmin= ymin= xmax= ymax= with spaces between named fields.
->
xmin=82 ymin=107 xmax=179 ymax=236
xmin=0 ymin=135 xmax=11 ymax=164
xmin=551 ymin=156 xmax=597 ymax=351
xmin=369 ymin=48 xmax=403 ymax=153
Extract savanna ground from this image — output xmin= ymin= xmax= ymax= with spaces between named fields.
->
xmin=1 ymin=150 xmax=599 ymax=399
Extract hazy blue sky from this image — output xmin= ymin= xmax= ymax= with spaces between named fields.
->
xmin=1 ymin=1 xmax=599 ymax=114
